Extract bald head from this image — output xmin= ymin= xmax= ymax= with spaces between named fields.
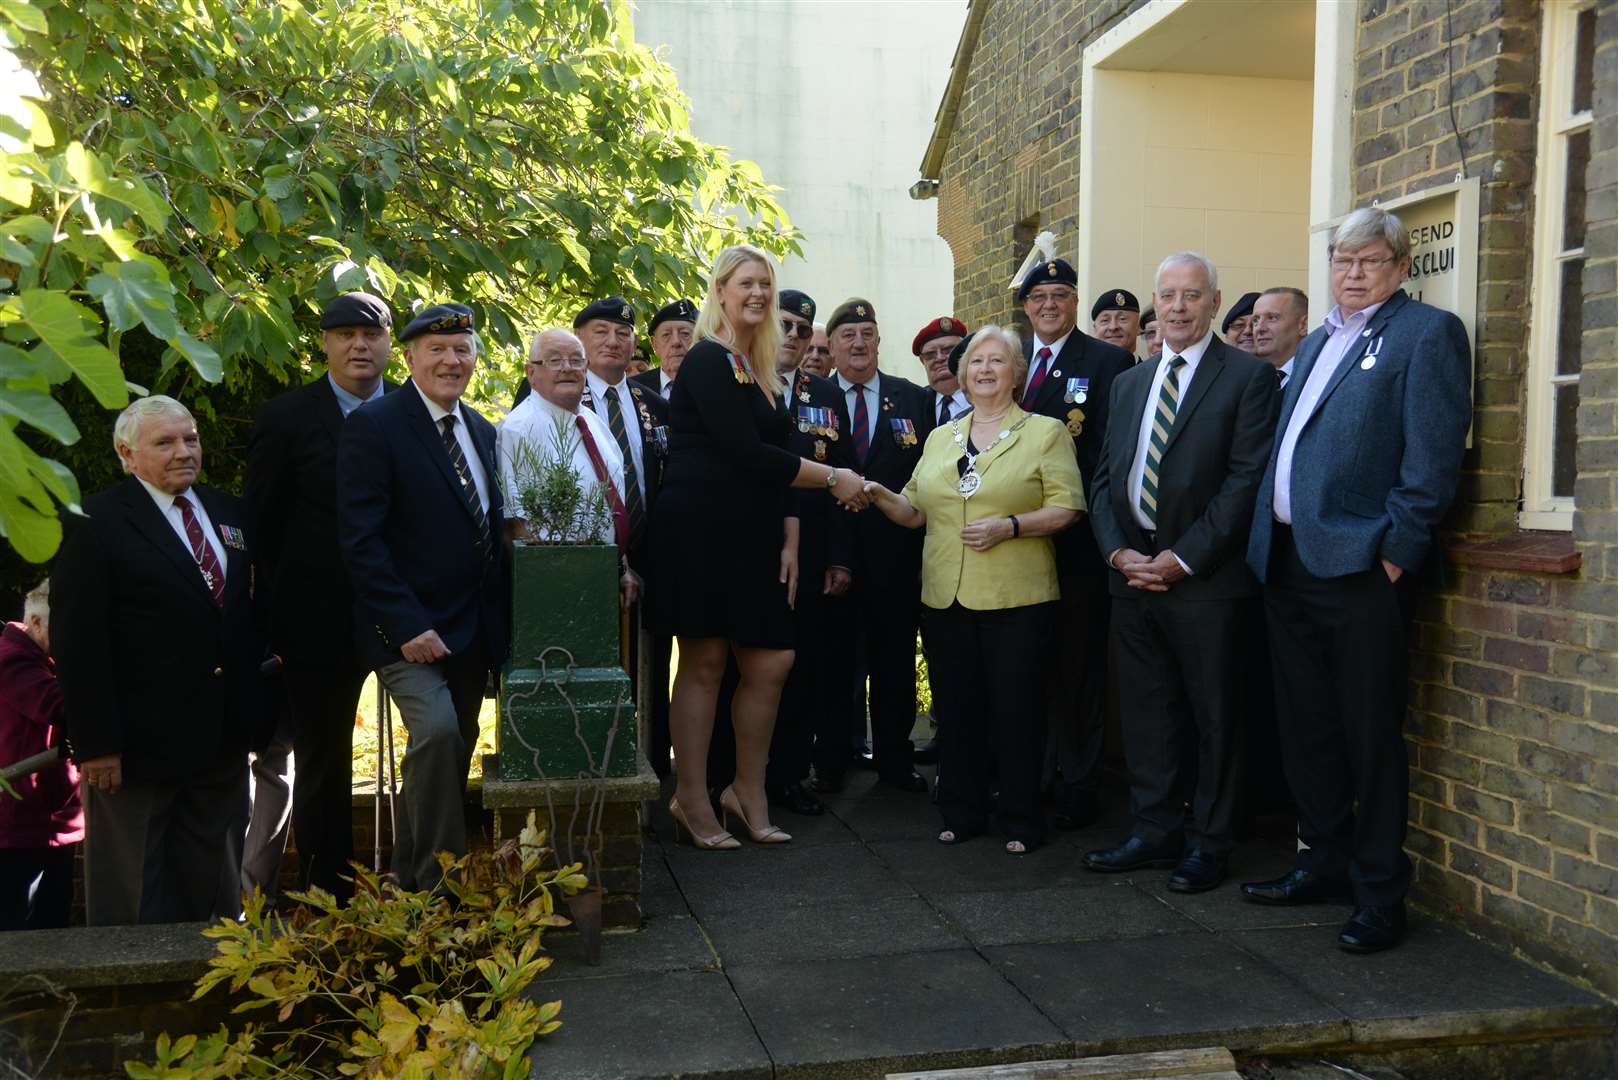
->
xmin=527 ymin=327 xmax=589 ymax=411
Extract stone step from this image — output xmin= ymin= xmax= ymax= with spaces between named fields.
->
xmin=886 ymin=1045 xmax=1238 ymax=1078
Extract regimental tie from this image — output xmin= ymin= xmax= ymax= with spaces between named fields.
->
xmin=575 ymin=414 xmax=630 ymax=552
xmin=1022 ymin=346 xmax=1053 ymax=407
xmin=938 ymin=394 xmax=953 ymax=426
xmin=851 ymin=383 xmax=871 ymax=462
xmin=603 ymin=387 xmax=645 ymax=546
xmin=174 ymin=494 xmax=225 ymax=607
xmin=438 ymin=415 xmax=491 ymax=557
xmin=1138 ymin=355 xmax=1187 ymax=531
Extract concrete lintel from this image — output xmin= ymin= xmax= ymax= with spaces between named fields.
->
xmin=481 ymin=757 xmax=661 ymax=810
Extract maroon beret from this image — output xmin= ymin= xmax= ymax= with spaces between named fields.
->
xmin=911 ymin=315 xmax=970 ymax=356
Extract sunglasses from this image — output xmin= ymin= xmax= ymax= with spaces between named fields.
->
xmin=780 ymin=318 xmax=813 ymax=340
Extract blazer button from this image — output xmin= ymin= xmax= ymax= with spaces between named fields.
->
xmin=212 ymin=666 xmax=224 ymax=677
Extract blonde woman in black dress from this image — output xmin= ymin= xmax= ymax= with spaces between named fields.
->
xmin=649 ymin=245 xmax=869 ymax=849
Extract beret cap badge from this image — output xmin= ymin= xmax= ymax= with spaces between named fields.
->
xmin=800 ymin=300 xmax=812 ymax=315
xmin=1047 ymin=261 xmax=1057 ymax=275
xmin=621 ymin=303 xmax=632 ymax=320
xmin=1115 ymin=292 xmax=1125 ymax=307
xmin=855 ymin=304 xmax=868 ymax=317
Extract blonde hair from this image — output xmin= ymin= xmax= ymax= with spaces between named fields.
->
xmin=693 ymin=244 xmax=783 ymax=394
xmin=960 ymin=325 xmax=1029 ymax=404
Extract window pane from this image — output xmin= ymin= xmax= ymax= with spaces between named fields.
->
xmin=1553 ymin=382 xmax=1580 ymax=499
xmin=1564 ymin=128 xmax=1591 ymax=250
xmin=1558 ymin=258 xmax=1585 ymax=376
xmin=1573 ymin=6 xmax=1596 ymax=114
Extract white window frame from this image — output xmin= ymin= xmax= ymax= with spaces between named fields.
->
xmin=1522 ymin=1 xmax=1594 ymax=530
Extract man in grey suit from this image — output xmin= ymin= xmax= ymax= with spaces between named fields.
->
xmin=1241 ymin=207 xmax=1472 ymax=954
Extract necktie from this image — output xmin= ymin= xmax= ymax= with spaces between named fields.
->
xmin=576 ymin=414 xmax=630 ymax=552
xmin=851 ymin=383 xmax=871 ymax=462
xmin=939 ymin=394 xmax=953 ymax=425
xmin=1277 ymin=367 xmax=1288 ymax=389
xmin=603 ymin=385 xmax=645 ymax=546
xmin=1022 ymin=346 xmax=1053 ymax=407
xmin=438 ymin=415 xmax=491 ymax=556
xmin=1138 ymin=355 xmax=1188 ymax=531
xmin=174 ymin=494 xmax=225 ymax=607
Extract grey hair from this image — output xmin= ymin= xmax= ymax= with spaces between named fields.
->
xmin=1261 ymin=286 xmax=1309 ymax=317
xmin=23 ymin=578 xmax=48 ymax=625
xmin=112 ymin=395 xmax=194 ymax=470
xmin=959 ymin=324 xmax=1029 ymax=403
xmin=1330 ymin=206 xmax=1410 ymax=261
xmin=528 ymin=327 xmax=582 ymax=365
xmin=1155 ymin=251 xmax=1219 ymax=294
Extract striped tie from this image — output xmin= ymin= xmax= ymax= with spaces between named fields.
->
xmin=851 ymin=383 xmax=871 ymax=463
xmin=438 ymin=416 xmax=490 ymax=557
xmin=603 ymin=386 xmax=645 ymax=545
xmin=1137 ymin=355 xmax=1187 ymax=531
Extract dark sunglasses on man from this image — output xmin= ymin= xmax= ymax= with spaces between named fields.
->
xmin=780 ymin=318 xmax=813 ymax=341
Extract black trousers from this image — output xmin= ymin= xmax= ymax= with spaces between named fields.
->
xmin=646 ymin=629 xmax=673 ymax=779
xmin=925 ymin=602 xmax=1054 ymax=846
xmin=1113 ymin=592 xmax=1243 ymax=854
xmin=0 ymin=846 xmax=76 ymax=931
xmin=834 ymin=579 xmax=919 ymax=781
xmin=287 ymin=661 xmax=369 ymax=902
xmin=1041 ymin=574 xmax=1110 ymax=799
xmin=1266 ymin=524 xmax=1415 ymax=906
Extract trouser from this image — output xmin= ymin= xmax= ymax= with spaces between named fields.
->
xmin=287 ymin=662 xmax=369 ymax=901
xmin=377 ymin=647 xmax=487 ymax=892
xmin=241 ymin=716 xmax=292 ymax=903
xmin=1236 ymin=595 xmax=1293 ymax=820
xmin=0 ymin=846 xmax=76 ymax=931
xmin=1266 ymin=523 xmax=1415 ymax=906
xmin=770 ymin=588 xmax=833 ymax=788
xmin=1113 ymin=592 xmax=1243 ymax=855
xmin=82 ymin=757 xmax=249 ymax=925
xmin=646 ymin=629 xmax=673 ymax=779
xmin=837 ymin=579 xmax=919 ymax=781
xmin=1041 ymin=573 xmax=1110 ymax=800
xmin=925 ymin=602 xmax=1054 ymax=846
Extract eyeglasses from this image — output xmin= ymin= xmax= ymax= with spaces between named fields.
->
xmin=780 ymin=318 xmax=813 ymax=340
xmin=1330 ymin=254 xmax=1396 ymax=273
xmin=919 ymin=344 xmax=955 ymax=361
xmin=537 ymin=355 xmax=587 ymax=369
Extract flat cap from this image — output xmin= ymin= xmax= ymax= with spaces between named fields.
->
xmin=945 ymin=330 xmax=978 ymax=378
xmin=399 ymin=302 xmax=474 ymax=341
xmin=912 ymin=316 xmax=968 ymax=356
xmin=321 ymin=291 xmax=392 ymax=330
xmin=779 ymin=289 xmax=816 ymax=323
xmin=826 ymin=298 xmax=877 ymax=335
xmin=574 ymin=295 xmax=636 ymax=329
xmin=648 ymin=299 xmax=697 ymax=336
xmin=1221 ymin=292 xmax=1261 ymax=334
xmin=1091 ymin=288 xmax=1140 ymax=321
xmin=1017 ymin=258 xmax=1078 ymax=301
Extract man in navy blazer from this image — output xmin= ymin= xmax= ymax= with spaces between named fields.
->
xmin=337 ymin=303 xmax=509 ymax=892
xmin=1241 ymin=207 xmax=1472 ymax=954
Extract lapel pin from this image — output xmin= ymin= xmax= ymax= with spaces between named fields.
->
xmin=1361 ymin=356 xmax=1376 ymax=370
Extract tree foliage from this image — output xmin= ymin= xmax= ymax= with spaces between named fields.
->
xmin=0 ymin=0 xmax=796 ymax=568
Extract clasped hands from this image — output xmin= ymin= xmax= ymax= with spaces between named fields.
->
xmin=1110 ymin=548 xmax=1189 ymax=592
xmin=828 ymin=467 xmax=871 ymax=511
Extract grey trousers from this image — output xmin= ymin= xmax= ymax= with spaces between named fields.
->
xmin=240 ymin=719 xmax=293 ymax=903
xmin=377 ymin=651 xmax=485 ymax=892
xmin=82 ymin=757 xmax=249 ymax=926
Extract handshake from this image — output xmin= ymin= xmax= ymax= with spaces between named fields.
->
xmin=825 ymin=467 xmax=896 ymax=516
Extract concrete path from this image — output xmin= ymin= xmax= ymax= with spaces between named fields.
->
xmin=535 ymin=770 xmax=1614 ymax=1080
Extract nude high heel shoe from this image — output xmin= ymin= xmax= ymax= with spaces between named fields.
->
xmin=719 ymin=787 xmax=792 ymax=844
xmin=669 ymin=796 xmax=740 ymax=850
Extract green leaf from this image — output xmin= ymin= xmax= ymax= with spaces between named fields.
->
xmin=9 ymin=290 xmax=126 ymax=407
xmin=1 ymin=214 xmax=50 ymax=243
xmin=170 ymin=332 xmax=222 ymax=382
xmin=63 ymin=142 xmax=167 ymax=229
xmin=0 ymin=388 xmax=77 ymax=443
xmin=0 ymin=423 xmax=60 ymax=562
xmin=0 ymin=158 xmax=37 ymax=207
xmin=0 ymin=0 xmax=47 ymax=35
xmin=86 ymin=260 xmax=181 ymax=340
xmin=234 ymin=199 xmax=258 ymax=234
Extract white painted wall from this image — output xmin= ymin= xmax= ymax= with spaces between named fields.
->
xmin=633 ymin=0 xmax=966 ymax=383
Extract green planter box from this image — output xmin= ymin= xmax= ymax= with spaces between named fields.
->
xmin=499 ymin=543 xmax=636 ymax=782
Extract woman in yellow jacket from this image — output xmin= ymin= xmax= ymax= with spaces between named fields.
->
xmin=864 ymin=326 xmax=1084 ymax=853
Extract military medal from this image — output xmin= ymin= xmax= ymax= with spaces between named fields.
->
xmin=728 ymin=351 xmax=754 ymax=384
xmin=890 ymin=417 xmax=917 ymax=448
xmin=218 ymin=524 xmax=246 ymax=550
xmin=1067 ymin=408 xmax=1085 ymax=436
xmin=799 ymin=390 xmax=811 ymax=403
xmin=814 ymin=439 xmax=827 ymax=461
xmin=1064 ymin=377 xmax=1089 ymax=404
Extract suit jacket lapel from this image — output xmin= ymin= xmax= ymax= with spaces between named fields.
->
xmin=1030 ymin=332 xmax=1082 ymax=413
xmin=403 ymin=380 xmax=480 ymax=524
xmin=1273 ymin=327 xmax=1329 ymax=440
xmin=1312 ymin=291 xmax=1410 ymax=417
xmin=118 ymin=477 xmax=216 ymax=609
xmin=1117 ymin=363 xmax=1156 ymax=478
xmin=1162 ymin=341 xmax=1226 ymax=455
xmin=195 ymin=484 xmax=248 ymax=603
xmin=463 ymin=408 xmax=501 ymax=518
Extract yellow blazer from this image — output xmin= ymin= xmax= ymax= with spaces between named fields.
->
xmin=903 ymin=404 xmax=1085 ymax=611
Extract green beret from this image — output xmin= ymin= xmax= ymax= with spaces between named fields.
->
xmin=575 ymin=295 xmax=636 ymax=329
xmin=826 ymin=298 xmax=877 ymax=334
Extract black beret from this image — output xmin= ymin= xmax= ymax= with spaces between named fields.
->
xmin=1091 ymin=288 xmax=1140 ymax=321
xmin=1017 ymin=258 xmax=1078 ymax=301
xmin=1221 ymin=292 xmax=1261 ymax=334
xmin=1140 ymin=306 xmax=1157 ymax=326
xmin=826 ymin=297 xmax=876 ymax=334
xmin=574 ymin=295 xmax=636 ymax=329
xmin=779 ymin=289 xmax=816 ymax=323
xmin=321 ymin=292 xmax=392 ymax=330
xmin=648 ymin=299 xmax=697 ymax=336
xmin=945 ymin=330 xmax=977 ymax=378
xmin=399 ymin=302 xmax=474 ymax=341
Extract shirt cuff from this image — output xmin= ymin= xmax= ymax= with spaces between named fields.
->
xmin=1170 ymin=551 xmax=1193 ymax=575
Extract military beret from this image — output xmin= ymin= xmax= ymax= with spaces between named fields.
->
xmin=1140 ymin=306 xmax=1158 ymax=326
xmin=574 ymin=295 xmax=636 ymax=329
xmin=779 ymin=289 xmax=816 ymax=323
xmin=912 ymin=316 xmax=969 ymax=356
xmin=1221 ymin=292 xmax=1260 ymax=334
xmin=399 ymin=302 xmax=474 ymax=341
xmin=321 ymin=291 xmax=392 ymax=331
xmin=945 ymin=330 xmax=978 ymax=378
xmin=1017 ymin=258 xmax=1078 ymax=301
xmin=1091 ymin=288 xmax=1140 ymax=321
xmin=826 ymin=298 xmax=877 ymax=334
xmin=648 ymin=299 xmax=697 ymax=336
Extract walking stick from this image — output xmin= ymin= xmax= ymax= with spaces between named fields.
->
xmin=374 ymin=680 xmax=385 ymax=872
xmin=382 ymin=686 xmax=398 ymax=838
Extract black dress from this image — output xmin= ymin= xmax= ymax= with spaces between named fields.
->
xmin=649 ymin=338 xmax=800 ymax=648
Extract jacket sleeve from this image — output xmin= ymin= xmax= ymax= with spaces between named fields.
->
xmin=4 ymin=649 xmax=67 ymax=740
xmin=243 ymin=398 xmax=293 ymax=591
xmin=1382 ymin=311 xmax=1472 ymax=571
xmin=336 ymin=407 xmax=433 ymax=650
xmin=50 ymin=514 xmax=122 ymax=761
xmin=1088 ymin=379 xmax=1130 ymax=565
xmin=1171 ymin=361 xmax=1281 ymax=574
xmin=683 ymin=345 xmax=802 ymax=485
xmin=1039 ymin=422 xmax=1086 ymax=513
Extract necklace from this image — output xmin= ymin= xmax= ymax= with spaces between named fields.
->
xmin=951 ymin=414 xmax=1024 ymax=497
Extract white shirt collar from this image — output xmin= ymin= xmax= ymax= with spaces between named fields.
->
xmin=837 ymin=370 xmax=881 ymax=394
xmin=1280 ymin=355 xmax=1296 ymax=378
xmin=1324 ymin=298 xmax=1388 ymax=333
xmin=136 ymin=476 xmax=186 ymax=512
xmin=586 ymin=368 xmax=629 ymax=399
xmin=1031 ymin=327 xmax=1074 ymax=358
xmin=412 ymin=380 xmax=462 ymax=425
xmin=1164 ymin=328 xmax=1215 ymax=366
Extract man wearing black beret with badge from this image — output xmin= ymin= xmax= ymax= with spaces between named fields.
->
xmin=1091 ymin=288 xmax=1142 ymax=358
xmin=1222 ymin=291 xmax=1261 ymax=351
xmin=244 ymin=291 xmax=398 ymax=903
xmin=633 ymin=299 xmax=697 ymax=399
xmin=1019 ymin=257 xmax=1135 ymax=830
xmin=337 ymin=302 xmax=508 ymax=892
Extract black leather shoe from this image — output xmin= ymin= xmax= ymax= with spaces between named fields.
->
xmin=1083 ymin=834 xmax=1184 ymax=873
xmin=1052 ymin=789 xmax=1100 ymax=831
xmin=1240 ymin=868 xmax=1351 ymax=906
xmin=1166 ymin=847 xmax=1227 ymax=893
xmin=913 ymin=738 xmax=939 ymax=765
xmin=768 ymin=782 xmax=825 ymax=816
xmin=808 ymin=773 xmax=844 ymax=795
xmin=854 ymin=742 xmax=877 ymax=770
xmin=1338 ymin=904 xmax=1406 ymax=954
xmin=879 ymin=770 xmax=929 ymax=793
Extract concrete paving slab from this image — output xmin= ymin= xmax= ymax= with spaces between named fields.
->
xmin=703 ymin=893 xmax=968 ymax=964
xmin=639 ymin=847 xmax=691 ymax=918
xmin=546 ymin=913 xmax=717 ymax=982
xmin=830 ymin=790 xmax=947 ymax=841
xmin=868 ymin=836 xmax=1113 ymax=895
xmin=932 ymin=881 xmax=1202 ymax=947
xmin=985 ymin=933 xmax=1349 ymax=1054
xmin=728 ymin=948 xmax=1068 ymax=1080
xmin=669 ymin=839 xmax=914 ymax=916
xmin=531 ymin=969 xmax=769 ymax=1080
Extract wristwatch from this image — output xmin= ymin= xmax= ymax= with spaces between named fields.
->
xmin=824 ymin=467 xmax=839 ymax=490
